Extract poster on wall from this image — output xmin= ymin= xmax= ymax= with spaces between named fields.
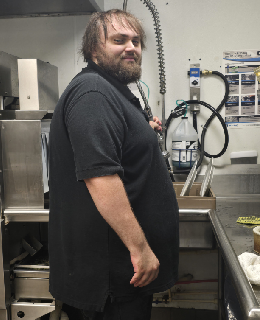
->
xmin=223 ymin=50 xmax=260 ymax=128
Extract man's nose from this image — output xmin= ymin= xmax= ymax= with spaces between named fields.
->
xmin=125 ymin=40 xmax=135 ymax=51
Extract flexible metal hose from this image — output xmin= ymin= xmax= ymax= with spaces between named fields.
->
xmin=136 ymin=81 xmax=153 ymax=121
xmin=122 ymin=0 xmax=154 ymax=120
xmin=124 ymin=0 xmax=166 ymax=94
xmin=124 ymin=1 xmax=171 ymax=164
xmin=139 ymin=0 xmax=169 ymax=158
xmin=140 ymin=0 xmax=166 ymax=94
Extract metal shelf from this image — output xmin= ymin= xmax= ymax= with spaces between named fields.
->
xmin=4 ymin=210 xmax=49 ymax=222
xmin=0 ymin=0 xmax=103 ymax=18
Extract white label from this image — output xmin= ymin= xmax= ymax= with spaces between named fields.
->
xmin=172 ymin=141 xmax=186 ymax=162
xmin=172 ymin=140 xmax=198 ymax=163
xmin=187 ymin=141 xmax=198 ymax=161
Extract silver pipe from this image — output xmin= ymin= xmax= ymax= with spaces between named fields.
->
xmin=4 ymin=209 xmax=49 ymax=214
xmin=0 ymin=97 xmax=3 ymax=110
xmin=161 ymin=93 xmax=166 ymax=151
xmin=160 ymin=93 xmax=170 ymax=159
xmin=123 ymin=0 xmax=128 ymax=11
xmin=179 ymin=209 xmax=210 ymax=215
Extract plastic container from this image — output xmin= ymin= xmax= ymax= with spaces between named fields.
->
xmin=172 ymin=117 xmax=198 ymax=169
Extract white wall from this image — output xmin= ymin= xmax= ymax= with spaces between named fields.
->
xmin=1 ymin=0 xmax=260 ymax=166
xmin=94 ymin=0 xmax=104 ymax=11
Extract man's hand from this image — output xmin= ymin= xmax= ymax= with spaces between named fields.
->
xmin=130 ymin=244 xmax=160 ymax=287
xmin=149 ymin=116 xmax=162 ymax=132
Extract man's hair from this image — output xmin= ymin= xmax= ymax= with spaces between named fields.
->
xmin=80 ymin=9 xmax=146 ymax=62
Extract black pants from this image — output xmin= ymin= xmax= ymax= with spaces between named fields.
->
xmin=62 ymin=294 xmax=153 ymax=320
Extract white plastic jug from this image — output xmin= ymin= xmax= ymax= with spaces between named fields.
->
xmin=172 ymin=117 xmax=198 ymax=169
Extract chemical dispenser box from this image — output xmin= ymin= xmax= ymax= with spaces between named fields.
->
xmin=173 ymin=182 xmax=216 ymax=210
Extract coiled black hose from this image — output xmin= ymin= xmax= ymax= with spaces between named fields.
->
xmin=178 ymin=100 xmax=229 ymax=168
xmin=165 ymin=71 xmax=229 ymax=170
xmin=200 ymin=71 xmax=229 ymax=158
xmin=206 ymin=71 xmax=229 ymax=126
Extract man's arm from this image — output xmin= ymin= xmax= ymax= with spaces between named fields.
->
xmin=84 ymin=174 xmax=159 ymax=288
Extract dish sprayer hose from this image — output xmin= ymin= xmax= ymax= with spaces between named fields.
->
xmin=179 ymin=100 xmax=229 ymax=168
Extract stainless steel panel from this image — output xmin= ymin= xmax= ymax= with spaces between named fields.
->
xmin=0 ymin=52 xmax=19 ymax=97
xmin=189 ymin=63 xmax=200 ymax=113
xmin=16 ymin=265 xmax=49 ymax=270
xmin=179 ymin=209 xmax=213 ymax=248
xmin=0 ymin=0 xmax=103 ymax=18
xmin=14 ymin=268 xmax=49 ymax=278
xmin=0 ymin=220 xmax=6 ymax=309
xmin=1 ymin=120 xmax=44 ymax=209
xmin=179 ymin=221 xmax=213 ymax=248
xmin=18 ymin=59 xmax=58 ymax=111
xmin=0 ymin=309 xmax=8 ymax=320
xmin=179 ymin=209 xmax=210 ymax=222
xmin=175 ymin=164 xmax=260 ymax=195
xmin=212 ymin=164 xmax=260 ymax=195
xmin=14 ymin=278 xmax=52 ymax=299
xmin=11 ymin=301 xmax=55 ymax=320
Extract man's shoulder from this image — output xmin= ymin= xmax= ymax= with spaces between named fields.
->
xmin=60 ymin=68 xmax=125 ymax=110
xmin=72 ymin=69 xmax=114 ymax=94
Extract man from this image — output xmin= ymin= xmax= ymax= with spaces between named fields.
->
xmin=49 ymin=9 xmax=179 ymax=320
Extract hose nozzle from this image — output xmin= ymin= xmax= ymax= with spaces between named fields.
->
xmin=202 ymin=70 xmax=212 ymax=75
xmin=254 ymin=66 xmax=260 ymax=82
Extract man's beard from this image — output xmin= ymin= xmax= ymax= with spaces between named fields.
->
xmin=95 ymin=50 xmax=142 ymax=85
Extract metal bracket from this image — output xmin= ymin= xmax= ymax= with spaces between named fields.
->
xmin=189 ymin=64 xmax=200 ymax=113
xmin=11 ymin=300 xmax=55 ymax=320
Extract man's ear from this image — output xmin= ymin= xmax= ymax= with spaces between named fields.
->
xmin=91 ymin=51 xmax=98 ymax=63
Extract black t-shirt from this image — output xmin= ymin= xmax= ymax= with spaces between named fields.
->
xmin=49 ymin=60 xmax=179 ymax=312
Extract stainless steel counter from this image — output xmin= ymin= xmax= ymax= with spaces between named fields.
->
xmin=210 ymin=195 xmax=260 ymax=320
xmin=216 ymin=195 xmax=260 ymax=256
xmin=2 ymin=177 xmax=260 ymax=319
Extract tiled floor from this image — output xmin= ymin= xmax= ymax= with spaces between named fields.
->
xmin=151 ymin=308 xmax=218 ymax=320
